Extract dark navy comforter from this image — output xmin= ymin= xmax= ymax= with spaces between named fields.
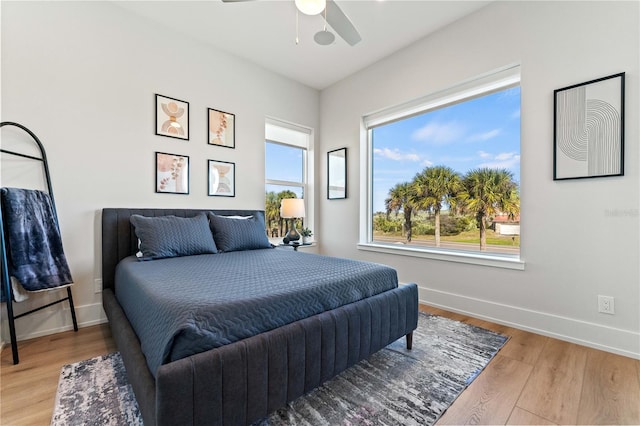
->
xmin=115 ymin=249 xmax=398 ymax=377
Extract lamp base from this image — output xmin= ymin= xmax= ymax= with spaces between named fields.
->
xmin=285 ymin=223 xmax=300 ymax=242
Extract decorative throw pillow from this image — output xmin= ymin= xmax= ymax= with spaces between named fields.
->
xmin=208 ymin=213 xmax=272 ymax=252
xmin=130 ymin=214 xmax=218 ymax=260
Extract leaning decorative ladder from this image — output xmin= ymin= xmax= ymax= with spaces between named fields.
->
xmin=0 ymin=121 xmax=78 ymax=364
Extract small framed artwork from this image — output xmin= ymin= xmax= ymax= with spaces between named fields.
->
xmin=208 ymin=108 xmax=235 ymax=148
xmin=156 ymin=152 xmax=189 ymax=194
xmin=554 ymin=72 xmax=625 ymax=180
xmin=328 ymin=147 xmax=347 ymax=199
xmin=155 ymin=94 xmax=189 ymax=140
xmin=208 ymin=160 xmax=235 ymax=197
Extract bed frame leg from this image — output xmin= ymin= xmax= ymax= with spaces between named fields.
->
xmin=406 ymin=332 xmax=413 ymax=350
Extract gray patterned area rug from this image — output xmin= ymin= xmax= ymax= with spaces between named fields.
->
xmin=52 ymin=313 xmax=507 ymax=425
xmin=51 ymin=353 xmax=142 ymax=426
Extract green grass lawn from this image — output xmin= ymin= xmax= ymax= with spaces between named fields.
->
xmin=374 ymin=229 xmax=520 ymax=247
xmin=443 ymin=230 xmax=520 ymax=246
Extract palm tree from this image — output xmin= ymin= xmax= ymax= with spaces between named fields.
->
xmin=385 ymin=182 xmax=416 ymax=243
xmin=265 ymin=190 xmax=298 ymax=237
xmin=264 ymin=191 xmax=280 ymax=235
xmin=461 ymin=168 xmax=520 ymax=251
xmin=411 ymin=166 xmax=462 ymax=247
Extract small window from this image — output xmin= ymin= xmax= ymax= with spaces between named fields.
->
xmin=265 ymin=119 xmax=312 ymax=241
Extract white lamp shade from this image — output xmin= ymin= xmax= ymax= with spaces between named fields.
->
xmin=295 ymin=0 xmax=326 ymax=16
xmin=280 ymin=198 xmax=305 ymax=218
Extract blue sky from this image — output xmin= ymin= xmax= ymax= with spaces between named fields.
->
xmin=372 ymin=87 xmax=521 ymax=213
xmin=266 ymin=142 xmax=304 ymax=198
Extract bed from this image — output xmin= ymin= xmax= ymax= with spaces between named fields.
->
xmin=101 ymin=208 xmax=419 ymax=426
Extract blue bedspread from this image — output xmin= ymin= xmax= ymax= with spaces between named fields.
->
xmin=115 ymin=249 xmax=398 ymax=377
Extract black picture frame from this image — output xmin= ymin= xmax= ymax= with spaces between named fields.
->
xmin=327 ymin=147 xmax=347 ymax=199
xmin=208 ymin=159 xmax=236 ymax=197
xmin=155 ymin=94 xmax=189 ymax=140
xmin=554 ymin=72 xmax=624 ymax=180
xmin=155 ymin=152 xmax=189 ymax=194
xmin=207 ymin=108 xmax=235 ymax=149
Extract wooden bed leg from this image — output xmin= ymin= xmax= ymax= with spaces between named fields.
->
xmin=406 ymin=332 xmax=413 ymax=350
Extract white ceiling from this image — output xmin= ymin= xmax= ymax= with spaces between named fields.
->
xmin=114 ymin=0 xmax=492 ymax=90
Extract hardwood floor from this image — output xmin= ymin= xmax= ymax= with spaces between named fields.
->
xmin=423 ymin=305 xmax=640 ymax=425
xmin=1 ymin=324 xmax=116 ymax=426
xmin=1 ymin=307 xmax=639 ymax=425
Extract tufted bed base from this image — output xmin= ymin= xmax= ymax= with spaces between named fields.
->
xmin=101 ymin=208 xmax=419 ymax=426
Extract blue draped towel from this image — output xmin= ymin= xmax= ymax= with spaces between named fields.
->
xmin=1 ymin=187 xmax=73 ymax=302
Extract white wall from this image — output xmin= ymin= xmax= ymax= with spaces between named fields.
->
xmin=1 ymin=1 xmax=319 ymax=340
xmin=319 ymin=1 xmax=640 ymax=358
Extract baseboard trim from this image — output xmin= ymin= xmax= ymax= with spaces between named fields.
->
xmin=420 ymin=287 xmax=640 ymax=360
xmin=9 ymin=302 xmax=107 ymax=342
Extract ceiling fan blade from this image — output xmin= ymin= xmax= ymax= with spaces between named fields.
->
xmin=324 ymin=0 xmax=361 ymax=46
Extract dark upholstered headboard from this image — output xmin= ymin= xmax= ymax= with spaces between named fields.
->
xmin=101 ymin=208 xmax=266 ymax=292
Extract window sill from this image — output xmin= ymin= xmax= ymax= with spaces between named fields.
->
xmin=357 ymin=242 xmax=525 ymax=270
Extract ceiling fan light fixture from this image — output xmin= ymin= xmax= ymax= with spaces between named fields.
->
xmin=295 ymin=0 xmax=326 ymax=16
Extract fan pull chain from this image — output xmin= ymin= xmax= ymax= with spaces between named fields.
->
xmin=295 ymin=9 xmax=300 ymax=45
xmin=323 ymin=5 xmax=327 ymax=31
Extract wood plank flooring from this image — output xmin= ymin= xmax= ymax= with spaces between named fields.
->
xmin=1 ymin=324 xmax=116 ymax=426
xmin=424 ymin=305 xmax=640 ymax=425
xmin=1 ymin=306 xmax=639 ymax=425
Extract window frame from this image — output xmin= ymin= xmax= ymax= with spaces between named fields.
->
xmin=265 ymin=117 xmax=315 ymax=240
xmin=359 ymin=65 xmax=524 ymax=270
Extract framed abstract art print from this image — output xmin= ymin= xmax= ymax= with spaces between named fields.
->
xmin=554 ymin=73 xmax=624 ymax=180
xmin=208 ymin=108 xmax=235 ymax=148
xmin=208 ymin=160 xmax=235 ymax=197
xmin=156 ymin=152 xmax=189 ymax=194
xmin=156 ymin=94 xmax=189 ymax=140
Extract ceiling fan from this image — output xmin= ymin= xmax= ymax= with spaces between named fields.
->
xmin=221 ymin=0 xmax=362 ymax=46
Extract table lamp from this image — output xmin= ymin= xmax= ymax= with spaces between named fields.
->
xmin=280 ymin=198 xmax=305 ymax=243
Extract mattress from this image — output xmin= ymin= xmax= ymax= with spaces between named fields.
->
xmin=115 ymin=248 xmax=399 ymax=377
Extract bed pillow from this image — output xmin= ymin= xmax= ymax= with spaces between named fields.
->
xmin=208 ymin=213 xmax=272 ymax=252
xmin=130 ymin=214 xmax=218 ymax=260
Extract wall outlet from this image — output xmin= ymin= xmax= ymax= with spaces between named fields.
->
xmin=598 ymin=295 xmax=615 ymax=314
xmin=94 ymin=278 xmax=103 ymax=294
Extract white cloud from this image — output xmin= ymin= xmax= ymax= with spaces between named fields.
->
xmin=478 ymin=151 xmax=520 ymax=169
xmin=467 ymin=128 xmax=501 ymax=142
xmin=511 ymin=108 xmax=521 ymax=119
xmin=411 ymin=121 xmax=465 ymax=144
xmin=495 ymin=152 xmax=515 ymax=161
xmin=477 ymin=150 xmax=492 ymax=159
xmin=421 ymin=159 xmax=433 ymax=167
xmin=373 ymin=147 xmax=420 ymax=162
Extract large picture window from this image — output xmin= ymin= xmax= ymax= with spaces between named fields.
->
xmin=363 ymin=67 xmax=521 ymax=263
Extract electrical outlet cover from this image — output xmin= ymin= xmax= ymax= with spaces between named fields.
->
xmin=598 ymin=295 xmax=615 ymax=314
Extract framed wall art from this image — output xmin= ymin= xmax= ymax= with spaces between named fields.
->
xmin=208 ymin=159 xmax=235 ymax=197
xmin=156 ymin=94 xmax=189 ymax=140
xmin=327 ymin=147 xmax=347 ymax=199
xmin=554 ymin=72 xmax=624 ymax=180
xmin=208 ymin=108 xmax=235 ymax=148
xmin=156 ymin=152 xmax=189 ymax=194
